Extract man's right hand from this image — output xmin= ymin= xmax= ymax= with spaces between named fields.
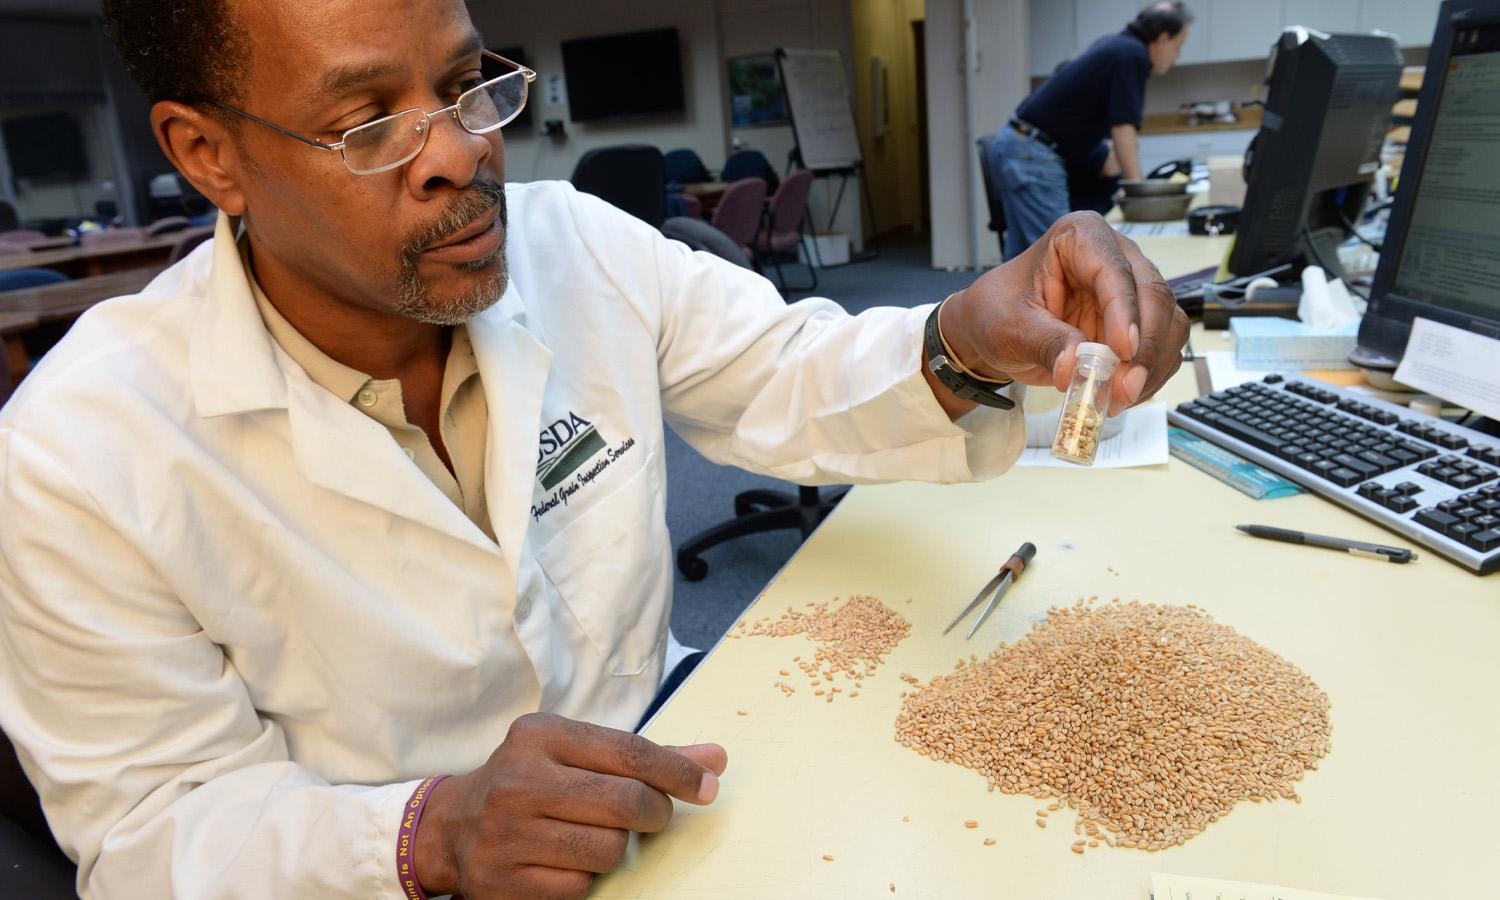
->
xmin=413 ymin=712 xmax=728 ymax=899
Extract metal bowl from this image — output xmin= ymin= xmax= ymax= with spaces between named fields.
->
xmin=1121 ymin=178 xmax=1189 ymax=198
xmin=1119 ymin=193 xmax=1193 ymax=222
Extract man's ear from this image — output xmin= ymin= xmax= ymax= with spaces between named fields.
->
xmin=149 ymin=101 xmax=247 ymax=216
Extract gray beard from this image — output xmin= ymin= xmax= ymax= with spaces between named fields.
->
xmin=394 ymin=181 xmax=508 ymax=325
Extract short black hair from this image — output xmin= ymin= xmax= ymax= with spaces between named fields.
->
xmin=101 ymin=0 xmax=250 ymax=106
xmin=1128 ymin=1 xmax=1194 ymax=42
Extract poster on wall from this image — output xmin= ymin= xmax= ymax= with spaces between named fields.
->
xmin=727 ymin=54 xmax=789 ymax=128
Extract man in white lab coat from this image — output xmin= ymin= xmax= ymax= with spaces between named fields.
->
xmin=0 ymin=0 xmax=1188 ymax=898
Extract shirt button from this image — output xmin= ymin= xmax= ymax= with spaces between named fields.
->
xmin=403 ymin=447 xmax=415 ymax=460
xmin=515 ymin=596 xmax=533 ymax=622
xmin=356 ymin=389 xmax=377 ymax=408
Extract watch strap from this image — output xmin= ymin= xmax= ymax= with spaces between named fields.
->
xmin=924 ymin=303 xmax=1015 ymax=410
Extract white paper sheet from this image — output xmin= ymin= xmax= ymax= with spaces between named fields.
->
xmin=1392 ymin=317 xmax=1500 ymax=422
xmin=1113 ymin=221 xmax=1190 ymax=238
xmin=1201 ymin=350 xmax=1274 ymax=390
xmin=1151 ymin=872 xmax=1383 ymax=900
xmin=1016 ymin=402 xmax=1169 ymax=468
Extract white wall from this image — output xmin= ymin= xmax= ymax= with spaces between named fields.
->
xmin=925 ymin=0 xmax=1029 ymax=270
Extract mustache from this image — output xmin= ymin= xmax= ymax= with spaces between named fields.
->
xmin=399 ymin=178 xmax=507 ymax=259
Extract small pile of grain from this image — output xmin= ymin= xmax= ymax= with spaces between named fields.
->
xmin=735 ymin=595 xmax=910 ymax=700
xmin=893 ymin=600 xmax=1331 ymax=852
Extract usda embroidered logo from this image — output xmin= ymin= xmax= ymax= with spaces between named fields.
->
xmin=531 ymin=412 xmax=639 ymax=522
xmin=536 ymin=413 xmax=605 ymax=490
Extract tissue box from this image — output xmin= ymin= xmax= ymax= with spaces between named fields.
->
xmin=1229 ymin=316 xmax=1360 ymax=371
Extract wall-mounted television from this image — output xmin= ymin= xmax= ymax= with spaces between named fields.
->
xmin=561 ymin=27 xmax=686 ymax=122
xmin=2 ymin=111 xmax=87 ymax=179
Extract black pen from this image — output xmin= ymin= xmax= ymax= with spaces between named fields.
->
xmin=1236 ymin=524 xmax=1416 ymax=563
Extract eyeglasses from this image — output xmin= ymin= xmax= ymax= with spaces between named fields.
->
xmin=213 ymin=51 xmax=536 ymax=175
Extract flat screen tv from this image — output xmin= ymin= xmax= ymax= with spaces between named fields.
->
xmin=561 ymin=28 xmax=685 ymax=122
xmin=2 ymin=111 xmax=87 ymax=179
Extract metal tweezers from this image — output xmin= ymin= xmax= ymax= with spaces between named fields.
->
xmin=942 ymin=542 xmax=1037 ymax=639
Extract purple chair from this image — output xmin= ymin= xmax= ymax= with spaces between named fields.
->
xmin=167 ymin=225 xmax=216 ymax=265
xmin=144 ymin=215 xmax=191 ymax=237
xmin=753 ymin=169 xmax=817 ymax=293
xmin=80 ymin=228 xmax=145 ymax=249
xmin=709 ymin=178 xmax=768 ymax=263
xmin=0 ymin=230 xmax=48 ymax=245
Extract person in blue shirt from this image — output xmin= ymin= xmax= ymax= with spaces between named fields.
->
xmin=991 ymin=1 xmax=1192 ymax=259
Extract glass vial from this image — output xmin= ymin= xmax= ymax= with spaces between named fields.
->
xmin=1051 ymin=342 xmax=1120 ymax=466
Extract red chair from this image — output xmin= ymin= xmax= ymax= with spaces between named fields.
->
xmin=167 ymin=225 xmax=216 ymax=264
xmin=753 ymin=168 xmax=817 ymax=293
xmin=709 ymin=178 xmax=768 ymax=263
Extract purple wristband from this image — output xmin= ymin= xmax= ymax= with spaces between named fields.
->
xmin=396 ymin=774 xmax=450 ymax=900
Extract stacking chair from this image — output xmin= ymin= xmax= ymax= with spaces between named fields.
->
xmin=167 ymin=225 xmax=216 ymax=265
xmin=570 ymin=145 xmax=667 ymax=228
xmin=144 ymin=216 xmax=191 ymax=237
xmin=721 ymin=150 xmax=780 ymax=196
xmin=752 ymin=169 xmax=817 ymax=293
xmin=976 ymin=134 xmax=1008 ymax=258
xmin=708 ymin=178 xmax=768 ymax=263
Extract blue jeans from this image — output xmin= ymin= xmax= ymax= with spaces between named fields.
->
xmin=989 ymin=125 xmax=1070 ymax=260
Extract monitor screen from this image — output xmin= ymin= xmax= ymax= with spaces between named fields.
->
xmin=561 ymin=28 xmax=685 ymax=122
xmin=1388 ymin=25 xmax=1500 ymax=323
xmin=1361 ymin=0 xmax=1500 ymax=359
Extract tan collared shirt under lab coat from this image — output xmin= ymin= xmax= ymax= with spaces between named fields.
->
xmin=0 ymin=181 xmax=1025 ymax=898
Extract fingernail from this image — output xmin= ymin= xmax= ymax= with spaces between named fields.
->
xmin=1124 ymin=366 xmax=1148 ymax=403
xmin=1129 ymin=324 xmax=1140 ymax=359
xmin=698 ymin=771 xmax=720 ymax=804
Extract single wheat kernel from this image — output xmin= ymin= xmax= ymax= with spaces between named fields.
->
xmin=1071 ymin=845 xmax=1085 ymax=854
xmin=822 ymin=854 xmax=834 ymax=862
xmin=1036 ymin=819 xmax=1047 ymax=828
xmin=736 ymin=710 xmax=748 ymax=716
xmin=983 ymin=838 xmax=996 ymax=846
xmin=1089 ymin=840 xmax=1099 ymax=848
xmin=964 ymin=820 xmax=978 ymax=828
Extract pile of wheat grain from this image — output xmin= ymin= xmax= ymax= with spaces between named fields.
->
xmin=734 ymin=595 xmax=911 ymax=701
xmin=894 ymin=600 xmax=1331 ymax=851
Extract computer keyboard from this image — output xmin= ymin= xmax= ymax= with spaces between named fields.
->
xmin=1169 ymin=376 xmax=1500 ymax=574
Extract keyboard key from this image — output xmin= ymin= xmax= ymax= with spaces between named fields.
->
xmin=1327 ymin=467 xmax=1362 ymax=487
xmin=1415 ymin=508 xmax=1461 ymax=532
xmin=1473 ymin=514 xmax=1500 ymax=531
xmin=1332 ymin=454 xmax=1379 ymax=479
xmin=1394 ymin=481 xmax=1424 ymax=496
xmin=1451 ymin=522 xmax=1480 ymax=542
xmin=1438 ymin=499 xmax=1464 ymax=513
xmin=1468 ymin=529 xmax=1500 ymax=552
xmin=1373 ymin=488 xmax=1399 ymax=507
xmin=1451 ymin=474 xmax=1481 ymax=489
xmin=1215 ymin=420 xmax=1285 ymax=453
xmin=1389 ymin=496 xmax=1420 ymax=513
xmin=1263 ymin=374 xmax=1284 ymax=384
xmin=1356 ymin=451 xmax=1398 ymax=473
xmin=1435 ymin=433 xmax=1469 ymax=450
xmin=1453 ymin=507 xmax=1481 ymax=521
xmin=1477 ymin=499 xmax=1500 ymax=514
xmin=1356 ymin=482 xmax=1383 ymax=500
xmin=1484 ymin=485 xmax=1500 ymax=499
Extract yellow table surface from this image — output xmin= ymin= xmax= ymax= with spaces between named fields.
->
xmin=596 ymin=237 xmax=1497 ymax=899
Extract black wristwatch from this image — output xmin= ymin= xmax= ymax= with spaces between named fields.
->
xmin=923 ymin=303 xmax=1015 ymax=410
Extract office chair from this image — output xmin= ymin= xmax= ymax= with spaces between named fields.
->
xmin=708 ymin=178 xmax=768 ymax=263
xmin=144 ymin=215 xmax=191 ymax=237
xmin=663 ymin=148 xmax=712 ymax=184
xmin=753 ymin=169 xmax=817 ymax=293
xmin=0 ymin=200 xmax=19 ymax=233
xmin=660 ymin=217 xmax=752 ymax=269
xmin=0 ymin=269 xmax=67 ymax=293
xmin=0 ymin=730 xmax=79 ymax=898
xmin=721 ymin=150 xmax=780 ymax=196
xmin=571 ymin=145 xmax=668 ymax=228
xmin=976 ymin=134 xmax=1008 ymax=258
xmin=676 ymin=482 xmax=848 ymax=581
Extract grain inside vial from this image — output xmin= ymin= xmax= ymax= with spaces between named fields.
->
xmin=892 ymin=601 xmax=1332 ymax=853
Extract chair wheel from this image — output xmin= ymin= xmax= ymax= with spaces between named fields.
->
xmin=677 ymin=554 xmax=709 ymax=582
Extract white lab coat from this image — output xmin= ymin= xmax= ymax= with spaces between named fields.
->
xmin=0 ymin=181 xmax=1024 ymax=898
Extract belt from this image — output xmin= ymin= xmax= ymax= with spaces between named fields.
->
xmin=1008 ymin=118 xmax=1059 ymax=154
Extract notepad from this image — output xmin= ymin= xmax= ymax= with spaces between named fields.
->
xmin=1151 ymin=872 xmax=1384 ymax=900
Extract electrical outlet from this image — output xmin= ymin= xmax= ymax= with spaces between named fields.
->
xmin=544 ymin=73 xmax=565 ymax=107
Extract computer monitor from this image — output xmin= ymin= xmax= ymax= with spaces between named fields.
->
xmin=1226 ymin=29 xmax=1404 ymax=279
xmin=1359 ymin=0 xmax=1500 ymax=362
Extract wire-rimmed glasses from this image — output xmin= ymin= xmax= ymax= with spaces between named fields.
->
xmin=213 ymin=50 xmax=535 ymax=175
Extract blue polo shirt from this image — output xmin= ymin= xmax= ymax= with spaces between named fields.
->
xmin=1016 ymin=29 xmax=1152 ymax=166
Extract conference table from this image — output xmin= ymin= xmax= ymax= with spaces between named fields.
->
xmin=596 ymin=235 xmax=1497 ymax=898
xmin=0 ymin=267 xmax=161 ymax=389
xmin=0 ymin=233 xmax=182 ymax=278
